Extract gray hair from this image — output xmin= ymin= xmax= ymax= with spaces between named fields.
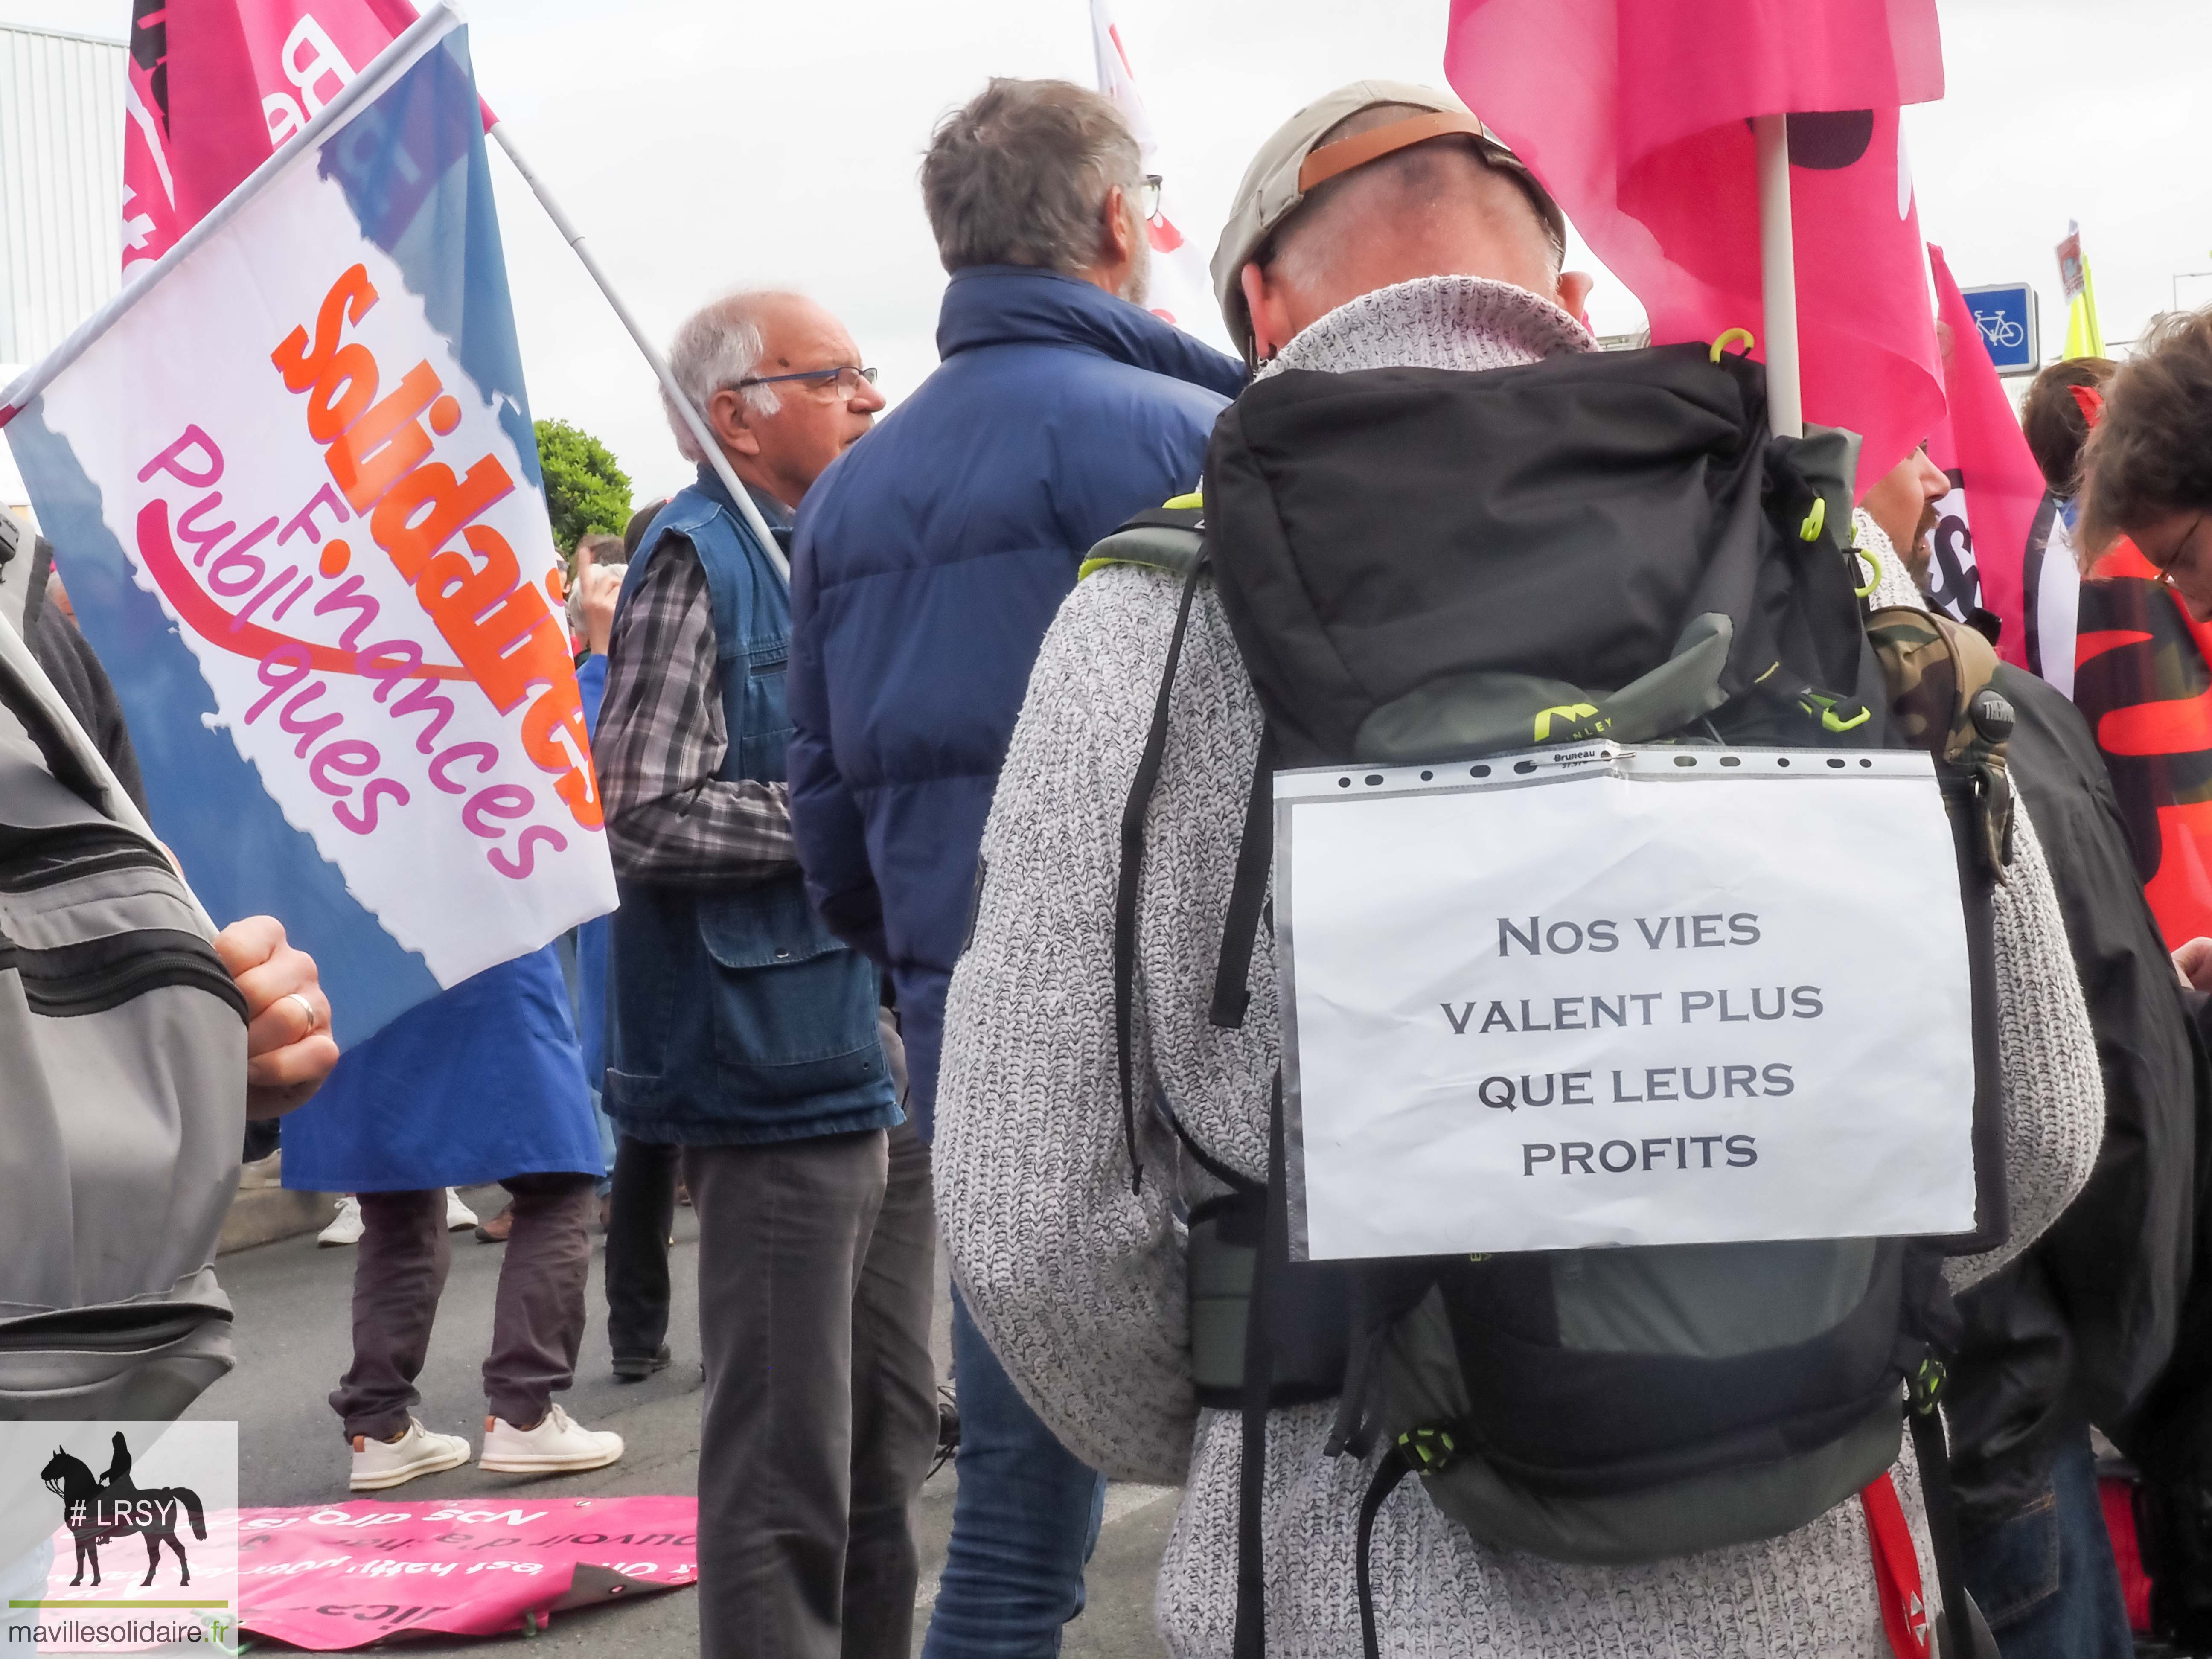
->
xmin=922 ymin=78 xmax=1142 ymax=276
xmin=661 ymin=291 xmax=788 ymax=464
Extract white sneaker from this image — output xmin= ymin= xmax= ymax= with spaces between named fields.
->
xmin=317 ymin=1195 xmax=363 ymax=1247
xmin=444 ymin=1189 xmax=479 ymax=1231
xmin=349 ymin=1418 xmax=471 ymax=1491
xmin=478 ymin=1403 xmax=624 ymax=1476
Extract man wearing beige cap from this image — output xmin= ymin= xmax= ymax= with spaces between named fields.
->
xmin=934 ymin=79 xmax=2098 ymax=1658
xmin=1208 ymin=79 xmax=1589 ymax=367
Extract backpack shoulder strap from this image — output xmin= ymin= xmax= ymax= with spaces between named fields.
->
xmin=1080 ymin=497 xmax=1206 ymax=583
xmin=1115 ymin=549 xmax=1211 ymax=1193
xmin=1209 ymin=727 xmax=1275 ymax=1029
xmin=1866 ymin=604 xmax=2017 ymax=879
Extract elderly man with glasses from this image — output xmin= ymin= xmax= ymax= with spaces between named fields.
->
xmin=594 ymin=289 xmax=929 ymax=1659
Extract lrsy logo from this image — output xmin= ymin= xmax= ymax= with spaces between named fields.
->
xmin=39 ymin=1432 xmax=208 ymax=1588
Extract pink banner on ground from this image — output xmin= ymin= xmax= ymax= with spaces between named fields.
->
xmin=231 ymin=1496 xmax=696 ymax=1649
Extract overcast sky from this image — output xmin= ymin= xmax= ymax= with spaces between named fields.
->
xmin=5 ymin=0 xmax=2209 ymax=504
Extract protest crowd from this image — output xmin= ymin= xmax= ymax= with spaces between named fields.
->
xmin=10 ymin=3 xmax=2212 ymax=1659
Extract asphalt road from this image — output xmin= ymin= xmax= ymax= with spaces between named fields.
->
xmin=186 ymin=1183 xmax=1174 ymax=1656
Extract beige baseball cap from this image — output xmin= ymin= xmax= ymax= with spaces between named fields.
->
xmin=1211 ymin=80 xmax=1568 ymax=364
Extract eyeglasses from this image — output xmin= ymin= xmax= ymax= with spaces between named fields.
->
xmin=736 ymin=365 xmax=880 ymax=399
xmin=2146 ymin=512 xmax=2207 ymax=591
xmin=1140 ymin=174 xmax=1163 ymax=222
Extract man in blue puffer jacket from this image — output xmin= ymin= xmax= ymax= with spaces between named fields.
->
xmin=789 ymin=76 xmax=1241 ymax=1659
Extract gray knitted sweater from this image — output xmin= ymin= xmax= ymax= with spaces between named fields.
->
xmin=937 ymin=276 xmax=2106 ymax=1658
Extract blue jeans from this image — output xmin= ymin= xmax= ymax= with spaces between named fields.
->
xmin=923 ymin=1290 xmax=1106 ymax=1658
xmin=1959 ymin=1428 xmax=2132 ymax=1659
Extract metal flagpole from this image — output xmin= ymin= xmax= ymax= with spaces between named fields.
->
xmin=487 ymin=122 xmax=791 ymax=581
xmin=1752 ymin=114 xmax=1802 ymax=440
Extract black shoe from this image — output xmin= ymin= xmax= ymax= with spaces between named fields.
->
xmin=612 ymin=1345 xmax=672 ymax=1382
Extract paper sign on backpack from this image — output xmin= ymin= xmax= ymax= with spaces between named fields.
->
xmin=1276 ymin=743 xmax=1978 ymax=1262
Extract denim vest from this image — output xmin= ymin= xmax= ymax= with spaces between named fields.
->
xmin=604 ymin=470 xmax=896 ymax=1145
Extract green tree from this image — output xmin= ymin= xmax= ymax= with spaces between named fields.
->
xmin=534 ymin=418 xmax=632 ymax=556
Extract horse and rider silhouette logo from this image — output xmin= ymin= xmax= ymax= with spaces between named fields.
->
xmin=38 ymin=1431 xmax=207 ymax=1588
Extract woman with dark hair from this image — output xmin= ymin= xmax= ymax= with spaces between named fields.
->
xmin=2022 ymin=355 xmax=2116 ymax=498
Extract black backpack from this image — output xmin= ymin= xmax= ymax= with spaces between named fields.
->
xmin=1104 ymin=343 xmax=2014 ymax=1658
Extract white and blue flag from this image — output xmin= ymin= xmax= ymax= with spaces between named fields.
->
xmin=1 ymin=5 xmax=614 ymax=1046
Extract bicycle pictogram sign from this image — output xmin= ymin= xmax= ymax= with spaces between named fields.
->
xmin=1973 ymin=308 xmax=2025 ymax=350
xmin=1960 ymin=282 xmax=2040 ymax=374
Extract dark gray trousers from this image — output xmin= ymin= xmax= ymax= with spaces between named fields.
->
xmin=686 ymin=1118 xmax=937 ymax=1659
xmin=329 ymin=1173 xmax=597 ymax=1440
xmin=605 ymin=1134 xmax=683 ymax=1360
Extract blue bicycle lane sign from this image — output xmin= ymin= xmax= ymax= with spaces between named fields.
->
xmin=1961 ymin=282 xmax=2041 ymax=375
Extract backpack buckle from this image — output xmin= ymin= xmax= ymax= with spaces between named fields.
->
xmin=1908 ymin=1356 xmax=1947 ymax=1416
xmin=1795 ymin=689 xmax=1871 ymax=734
xmin=1397 ymin=1424 xmax=1463 ymax=1473
xmin=1967 ymin=690 xmax=2017 ymax=877
xmin=1968 ymin=758 xmax=2015 ymax=877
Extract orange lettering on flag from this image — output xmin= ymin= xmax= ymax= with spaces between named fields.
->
xmin=271 ymin=266 xmax=605 ymax=836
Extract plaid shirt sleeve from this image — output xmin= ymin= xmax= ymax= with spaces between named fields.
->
xmin=593 ymin=535 xmax=797 ymax=885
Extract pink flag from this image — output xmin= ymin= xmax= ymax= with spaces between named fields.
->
xmin=1923 ymin=244 xmax=2045 ymax=667
xmin=124 ymin=0 xmax=486 ymax=276
xmin=1444 ymin=0 xmax=1946 ymax=495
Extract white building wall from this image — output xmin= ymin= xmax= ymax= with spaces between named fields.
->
xmin=0 ymin=24 xmax=124 ymax=521
xmin=0 ymin=23 xmax=125 ymax=369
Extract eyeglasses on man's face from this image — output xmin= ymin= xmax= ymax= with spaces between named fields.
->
xmin=2145 ymin=512 xmax=2208 ymax=594
xmin=736 ymin=365 xmax=880 ymax=399
xmin=1140 ymin=174 xmax=1163 ymax=222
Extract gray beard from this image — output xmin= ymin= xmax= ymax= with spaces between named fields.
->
xmin=1119 ymin=225 xmax=1153 ymax=308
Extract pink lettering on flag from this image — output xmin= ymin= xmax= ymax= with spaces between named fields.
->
xmin=1445 ymin=0 xmax=1947 ymax=495
xmin=230 ymin=1496 xmax=697 ymax=1650
xmin=136 ymin=498 xmax=470 ymax=680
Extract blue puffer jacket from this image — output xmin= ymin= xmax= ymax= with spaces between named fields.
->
xmin=788 ymin=265 xmax=1243 ymax=1138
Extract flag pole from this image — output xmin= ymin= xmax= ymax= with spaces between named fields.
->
xmin=486 ymin=123 xmax=790 ymax=581
xmin=1753 ymin=114 xmax=1803 ymax=440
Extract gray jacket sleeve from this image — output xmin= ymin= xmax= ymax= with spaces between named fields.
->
xmin=1947 ymin=805 xmax=2106 ymax=1289
xmin=936 ymin=571 xmax=1199 ymax=1484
